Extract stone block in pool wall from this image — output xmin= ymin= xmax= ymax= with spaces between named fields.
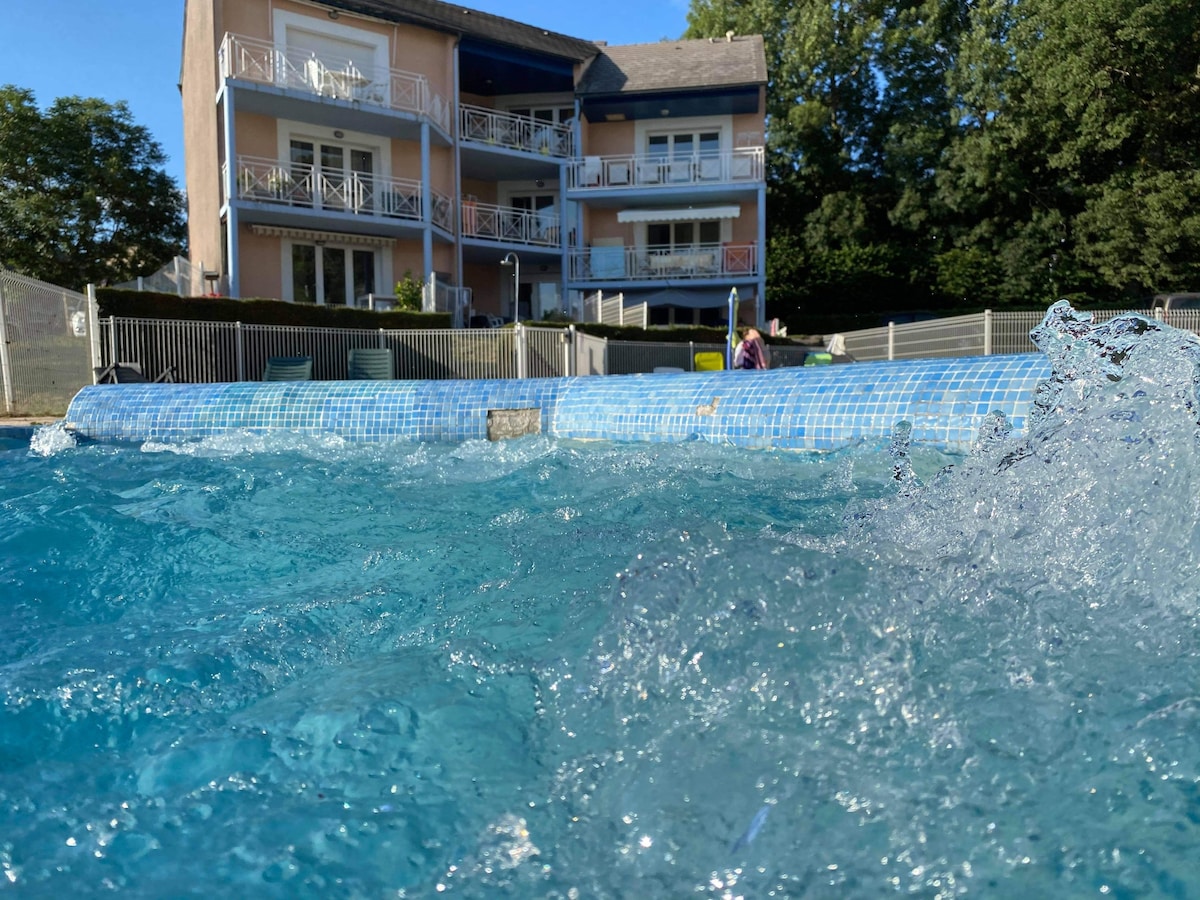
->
xmin=487 ymin=408 xmax=541 ymax=441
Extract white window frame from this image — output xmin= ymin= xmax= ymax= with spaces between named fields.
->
xmin=638 ymin=218 xmax=729 ymax=251
xmin=275 ymin=120 xmax=392 ymax=180
xmin=280 ymin=240 xmax=393 ymax=306
xmin=272 ymin=9 xmax=389 ymax=74
xmin=634 ymin=115 xmax=731 ymax=156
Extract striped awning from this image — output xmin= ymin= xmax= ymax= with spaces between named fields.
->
xmin=617 ymin=206 xmax=741 ymax=224
xmin=248 ymin=225 xmax=396 ymax=248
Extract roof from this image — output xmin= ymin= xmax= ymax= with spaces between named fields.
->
xmin=577 ymin=35 xmax=767 ymax=96
xmin=320 ymin=0 xmax=600 ymax=62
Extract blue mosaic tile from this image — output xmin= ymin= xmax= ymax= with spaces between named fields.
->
xmin=64 ymin=354 xmax=1053 ymax=452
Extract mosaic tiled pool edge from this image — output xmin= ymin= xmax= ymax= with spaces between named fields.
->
xmin=63 ymin=354 xmax=1053 ymax=452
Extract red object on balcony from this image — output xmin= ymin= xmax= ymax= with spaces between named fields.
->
xmin=723 ymin=243 xmax=752 ymax=273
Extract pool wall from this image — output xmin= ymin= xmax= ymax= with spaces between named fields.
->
xmin=63 ymin=354 xmax=1051 ymax=452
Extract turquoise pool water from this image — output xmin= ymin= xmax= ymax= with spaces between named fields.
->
xmin=4 ymin=303 xmax=1200 ymax=897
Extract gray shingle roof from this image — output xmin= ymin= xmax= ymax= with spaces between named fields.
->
xmin=321 ymin=0 xmax=600 ymax=61
xmin=577 ymin=35 xmax=767 ymax=96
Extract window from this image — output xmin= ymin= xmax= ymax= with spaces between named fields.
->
xmin=290 ymin=139 xmax=375 ymax=212
xmin=646 ymin=220 xmax=721 ymax=250
xmin=290 ymin=243 xmax=376 ymax=306
xmin=510 ymin=193 xmax=558 ymax=241
xmin=508 ymin=106 xmax=574 ymax=125
xmin=647 ymin=130 xmax=721 ymax=182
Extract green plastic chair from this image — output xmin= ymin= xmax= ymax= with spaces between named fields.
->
xmin=347 ymin=347 xmax=394 ymax=380
xmin=694 ymin=351 xmax=725 ymax=371
xmin=803 ymin=352 xmax=833 ymax=366
xmin=263 ymin=356 xmax=313 ymax=381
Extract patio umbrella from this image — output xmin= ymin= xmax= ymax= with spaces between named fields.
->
xmin=726 ymin=286 xmax=739 ymax=369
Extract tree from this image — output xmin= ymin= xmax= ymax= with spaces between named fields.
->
xmin=0 ymin=86 xmax=186 ymax=289
xmin=687 ymin=0 xmax=1200 ymax=320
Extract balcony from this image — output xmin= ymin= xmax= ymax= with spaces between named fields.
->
xmin=218 ymin=33 xmax=451 ymax=133
xmin=461 ymin=199 xmax=560 ymax=247
xmin=569 ymin=243 xmax=759 ymax=283
xmin=230 ymin=156 xmax=454 ymax=231
xmin=568 ymin=148 xmax=764 ymax=192
xmin=459 ymin=105 xmax=573 ymax=159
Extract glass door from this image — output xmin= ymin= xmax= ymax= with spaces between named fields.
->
xmin=290 ymin=140 xmax=375 ymax=213
xmin=290 ymin=243 xmax=376 ymax=306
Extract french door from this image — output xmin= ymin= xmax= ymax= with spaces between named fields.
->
xmin=291 ymin=244 xmax=376 ymax=306
xmin=290 ymin=139 xmax=375 ymax=212
xmin=647 ymin=131 xmax=721 ymax=181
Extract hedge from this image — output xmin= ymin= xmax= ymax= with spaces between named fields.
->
xmin=95 ymin=289 xmax=451 ymax=330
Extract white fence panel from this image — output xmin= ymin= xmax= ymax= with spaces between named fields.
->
xmin=0 ymin=268 xmax=94 ymax=414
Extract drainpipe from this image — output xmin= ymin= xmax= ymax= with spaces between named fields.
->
xmin=452 ymin=41 xmax=464 ymax=294
xmin=756 ymin=180 xmax=766 ymax=328
xmin=421 ymin=121 xmax=433 ymax=282
xmin=221 ymin=85 xmax=240 ymax=298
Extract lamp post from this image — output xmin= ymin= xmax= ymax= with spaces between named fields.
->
xmin=500 ymin=252 xmax=521 ymax=324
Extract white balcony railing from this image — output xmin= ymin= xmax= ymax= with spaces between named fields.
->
xmin=218 ymin=33 xmax=451 ymax=133
xmin=461 ymin=199 xmax=559 ymax=246
xmin=569 ymin=243 xmax=759 ymax=282
xmin=568 ymin=148 xmax=764 ymax=191
xmin=459 ymin=105 xmax=573 ymax=158
xmin=230 ymin=156 xmax=454 ymax=231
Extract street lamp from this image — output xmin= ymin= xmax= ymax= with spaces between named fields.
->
xmin=500 ymin=252 xmax=520 ymax=324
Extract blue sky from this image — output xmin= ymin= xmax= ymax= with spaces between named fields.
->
xmin=3 ymin=0 xmax=693 ymax=190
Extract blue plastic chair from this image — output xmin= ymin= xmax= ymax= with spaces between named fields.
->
xmin=263 ymin=356 xmax=313 ymax=381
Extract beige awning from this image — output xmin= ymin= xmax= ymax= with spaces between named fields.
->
xmin=248 ymin=224 xmax=396 ymax=248
xmin=617 ymin=206 xmax=741 ymax=224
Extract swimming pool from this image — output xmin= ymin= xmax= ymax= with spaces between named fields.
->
xmin=4 ymin=302 xmax=1200 ymax=897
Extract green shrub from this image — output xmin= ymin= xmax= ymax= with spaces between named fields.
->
xmin=95 ymin=289 xmax=451 ymax=329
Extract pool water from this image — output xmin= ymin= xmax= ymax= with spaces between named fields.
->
xmin=4 ymin=302 xmax=1200 ymax=897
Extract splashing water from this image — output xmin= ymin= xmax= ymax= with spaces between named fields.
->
xmin=4 ymin=303 xmax=1200 ymax=897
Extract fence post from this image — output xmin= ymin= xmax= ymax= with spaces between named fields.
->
xmin=235 ymin=321 xmax=245 ymax=381
xmin=983 ymin=309 xmax=993 ymax=355
xmin=887 ymin=321 xmax=895 ymax=361
xmin=379 ymin=327 xmax=386 ymax=350
xmin=108 ymin=316 xmax=118 ymax=369
xmin=515 ymin=322 xmax=527 ymax=379
xmin=567 ymin=324 xmax=576 ymax=377
xmin=689 ymin=341 xmax=695 ymax=371
xmin=86 ymin=284 xmax=102 ymax=378
xmin=0 ymin=279 xmax=13 ymax=413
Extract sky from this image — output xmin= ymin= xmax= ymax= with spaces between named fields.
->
xmin=4 ymin=0 xmax=694 ymax=190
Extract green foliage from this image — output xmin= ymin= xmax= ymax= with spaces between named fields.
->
xmin=393 ymin=270 xmax=424 ymax=312
xmin=932 ymin=248 xmax=1003 ymax=306
xmin=686 ymin=0 xmax=1200 ymax=322
xmin=573 ymin=322 xmax=731 ymax=343
xmin=0 ymin=86 xmax=186 ymax=289
xmin=95 ymin=289 xmax=451 ymax=329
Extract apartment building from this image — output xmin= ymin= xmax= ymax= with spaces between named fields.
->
xmin=180 ymin=0 xmax=767 ymax=327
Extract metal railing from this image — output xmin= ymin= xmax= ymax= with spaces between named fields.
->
xmin=112 ymin=256 xmax=226 ymax=297
xmin=230 ymin=156 xmax=453 ymax=230
xmin=98 ymin=318 xmax=524 ymax=382
xmin=570 ymin=243 xmax=758 ymax=282
xmin=836 ymin=308 xmax=1185 ymax=361
xmin=218 ymin=33 xmax=451 ymax=132
xmin=579 ymin=291 xmax=649 ymax=328
xmin=568 ymin=148 xmax=764 ymax=191
xmin=0 ymin=269 xmax=95 ymax=416
xmin=423 ymin=275 xmax=473 ymax=329
xmin=461 ymin=200 xmax=559 ymax=246
xmin=459 ymin=105 xmax=573 ymax=158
